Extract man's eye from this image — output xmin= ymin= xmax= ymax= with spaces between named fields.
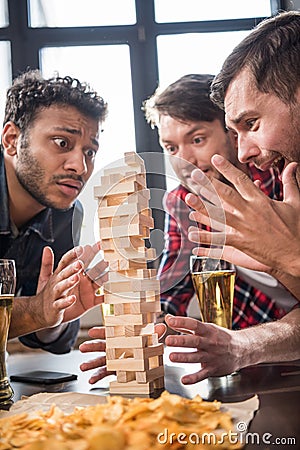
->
xmin=246 ymin=119 xmax=256 ymax=129
xmin=165 ymin=146 xmax=177 ymax=154
xmin=54 ymin=138 xmax=68 ymax=148
xmin=85 ymin=148 xmax=97 ymax=159
xmin=193 ymin=136 xmax=203 ymax=144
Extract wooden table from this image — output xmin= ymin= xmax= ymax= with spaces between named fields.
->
xmin=7 ymin=348 xmax=300 ymax=449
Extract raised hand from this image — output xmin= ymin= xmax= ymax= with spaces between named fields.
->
xmin=9 ymin=246 xmax=84 ymax=338
xmin=186 ymin=156 xmax=300 ymax=278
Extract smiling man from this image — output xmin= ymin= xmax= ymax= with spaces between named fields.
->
xmin=0 ymin=70 xmax=108 ymax=353
xmin=142 ymin=74 xmax=290 ymax=328
xmin=187 ymin=11 xmax=300 ymax=291
xmin=158 ymin=12 xmax=300 ymax=383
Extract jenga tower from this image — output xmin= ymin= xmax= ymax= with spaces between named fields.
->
xmin=94 ymin=152 xmax=164 ymax=395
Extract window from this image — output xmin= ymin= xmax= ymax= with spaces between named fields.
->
xmin=0 ymin=0 xmax=283 ymax=248
xmin=156 ymin=30 xmax=251 ymax=192
xmin=157 ymin=30 xmax=250 ymax=89
xmin=154 ymin=0 xmax=272 ymax=22
xmin=29 ymin=0 xmax=136 ymax=27
xmin=41 ymin=44 xmax=135 ymax=173
xmin=0 ymin=41 xmax=11 ymax=125
xmin=0 ymin=0 xmax=8 ymax=27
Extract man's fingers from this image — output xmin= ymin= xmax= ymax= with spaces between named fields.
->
xmin=88 ymin=326 xmax=106 ymax=339
xmin=37 ymin=246 xmax=54 ymax=293
xmin=88 ymin=368 xmax=115 ymax=384
xmin=85 ymin=259 xmax=109 ymax=285
xmin=181 ymin=368 xmax=210 ymax=385
xmin=80 ymin=355 xmax=106 ymax=372
xmin=154 ymin=323 xmax=167 ymax=340
xmin=79 ymin=339 xmax=106 ymax=353
xmin=56 ymin=246 xmax=83 ymax=272
xmin=188 ymin=227 xmax=226 ymax=246
xmin=52 ymin=269 xmax=81 ymax=300
xmin=211 ymin=154 xmax=261 ymax=199
xmin=165 ymin=315 xmax=204 ymax=334
xmin=81 ymin=242 xmax=102 ymax=267
xmin=282 ymin=162 xmax=300 ymax=203
xmin=53 ymin=294 xmax=77 ymax=310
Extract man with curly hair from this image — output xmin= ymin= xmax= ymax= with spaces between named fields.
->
xmin=1 ymin=70 xmax=108 ymax=354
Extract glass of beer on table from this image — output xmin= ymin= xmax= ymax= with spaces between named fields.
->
xmin=190 ymin=255 xmax=235 ymax=329
xmin=0 ymin=259 xmax=16 ymax=408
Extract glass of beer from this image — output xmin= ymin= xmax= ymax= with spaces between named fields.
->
xmin=190 ymin=256 xmax=235 ymax=329
xmin=0 ymin=259 xmax=16 ymax=407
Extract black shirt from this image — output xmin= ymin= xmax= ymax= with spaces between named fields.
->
xmin=0 ymin=151 xmax=82 ymax=353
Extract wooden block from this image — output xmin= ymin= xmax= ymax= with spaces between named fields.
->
xmin=109 ymin=380 xmax=154 ymax=395
xmin=107 ymin=194 xmax=129 ymax=206
xmin=107 ymin=259 xmax=148 ymax=271
xmin=100 ymin=223 xmax=150 ymax=240
xmin=104 ymin=292 xmax=147 ymax=304
xmin=135 ymin=365 xmax=165 ymax=383
xmin=100 ymin=173 xmax=123 ymax=185
xmin=150 ymin=333 xmax=159 ymax=345
xmin=102 ymin=246 xmax=148 ymax=261
xmin=94 ymin=180 xmax=145 ymax=198
xmin=99 ymin=217 xmax=112 ymax=228
xmin=106 ymin=269 xmax=156 ymax=282
xmin=153 ymin=377 xmax=165 ymax=390
xmin=103 ymin=313 xmax=149 ymax=326
xmin=149 ymin=354 xmax=164 ymax=369
xmin=127 ymin=189 xmax=150 ymax=202
xmin=117 ymin=371 xmax=136 ymax=383
xmin=133 ymin=343 xmax=164 ymax=360
xmin=104 ymin=291 xmax=159 ymax=304
xmin=98 ymin=203 xmax=146 ymax=219
xmin=106 ymin=347 xmax=117 ymax=360
xmin=106 ymin=357 xmax=149 ymax=371
xmin=129 ymin=301 xmax=161 ymax=314
xmin=114 ymin=212 xmax=154 ymax=229
xmin=118 ymin=236 xmax=146 ymax=249
xmin=100 ymin=172 xmax=146 ymax=188
xmin=124 ymin=151 xmax=145 ymax=167
xmin=105 ymin=326 xmax=124 ymax=338
xmin=125 ymin=268 xmax=157 ymax=278
xmin=119 ymin=259 xmax=148 ymax=270
xmin=106 ymin=348 xmax=134 ymax=360
xmin=105 ymin=323 xmax=155 ymax=337
xmin=113 ymin=301 xmax=160 ymax=315
xmin=102 ymin=247 xmax=155 ymax=263
xmin=104 ymin=278 xmax=160 ymax=294
xmin=106 ymin=335 xmax=148 ymax=349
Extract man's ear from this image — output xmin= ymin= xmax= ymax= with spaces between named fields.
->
xmin=2 ymin=122 xmax=20 ymax=156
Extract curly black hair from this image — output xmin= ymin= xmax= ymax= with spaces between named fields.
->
xmin=4 ymin=69 xmax=108 ymax=130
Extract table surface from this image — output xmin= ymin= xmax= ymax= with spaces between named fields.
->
xmin=6 ymin=348 xmax=300 ymax=450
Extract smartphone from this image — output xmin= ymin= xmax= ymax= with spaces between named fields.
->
xmin=10 ymin=370 xmax=78 ymax=385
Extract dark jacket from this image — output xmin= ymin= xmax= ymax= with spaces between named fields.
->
xmin=0 ymin=151 xmax=81 ymax=353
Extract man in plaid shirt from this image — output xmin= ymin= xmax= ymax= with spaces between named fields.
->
xmin=144 ymin=74 xmax=296 ymax=330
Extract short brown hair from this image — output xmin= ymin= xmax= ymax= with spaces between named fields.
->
xmin=143 ymin=74 xmax=225 ymax=129
xmin=211 ymin=11 xmax=300 ymax=109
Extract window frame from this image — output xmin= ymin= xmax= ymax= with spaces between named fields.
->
xmin=0 ymin=0 xmax=284 ymax=235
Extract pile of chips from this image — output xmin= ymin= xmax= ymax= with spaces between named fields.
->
xmin=0 ymin=391 xmax=242 ymax=449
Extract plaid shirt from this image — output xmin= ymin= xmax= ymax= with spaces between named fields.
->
xmin=158 ymin=163 xmax=288 ymax=329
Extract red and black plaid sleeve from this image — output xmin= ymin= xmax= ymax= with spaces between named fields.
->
xmin=159 ymin=165 xmax=291 ymax=329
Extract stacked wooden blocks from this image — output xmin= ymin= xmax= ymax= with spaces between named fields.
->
xmin=94 ymin=152 xmax=164 ymax=395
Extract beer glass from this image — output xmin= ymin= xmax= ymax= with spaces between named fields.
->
xmin=190 ymin=256 xmax=235 ymax=329
xmin=0 ymin=259 xmax=16 ymax=407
